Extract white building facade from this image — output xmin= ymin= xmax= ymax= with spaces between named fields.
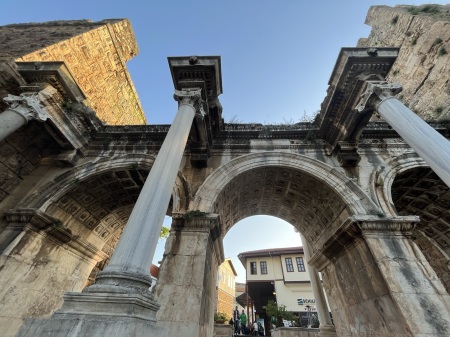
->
xmin=239 ymin=247 xmax=328 ymax=327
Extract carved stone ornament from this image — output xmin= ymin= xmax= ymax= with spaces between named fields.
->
xmin=172 ymin=212 xmax=219 ymax=232
xmin=355 ymin=81 xmax=403 ymax=113
xmin=173 ymin=88 xmax=205 ymax=116
xmin=3 ymin=93 xmax=48 ymax=122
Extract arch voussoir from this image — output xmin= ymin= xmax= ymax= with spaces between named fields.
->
xmin=193 ymin=152 xmax=377 ymax=216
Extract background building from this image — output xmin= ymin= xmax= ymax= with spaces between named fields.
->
xmin=239 ymin=247 xmax=329 ymax=328
xmin=216 ymin=258 xmax=237 ymax=318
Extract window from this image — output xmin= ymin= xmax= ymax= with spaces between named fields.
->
xmin=260 ymin=261 xmax=268 ymax=274
xmin=250 ymin=262 xmax=257 ymax=275
xmin=285 ymin=257 xmax=294 ymax=272
xmin=296 ymin=257 xmax=306 ymax=272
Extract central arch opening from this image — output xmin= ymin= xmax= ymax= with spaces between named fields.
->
xmin=213 ymin=166 xmax=348 ymax=247
xmin=222 ymin=215 xmax=309 ymax=331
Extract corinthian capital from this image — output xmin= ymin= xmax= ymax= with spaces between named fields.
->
xmin=3 ymin=93 xmax=48 ymax=122
xmin=173 ymin=88 xmax=205 ymax=116
xmin=356 ymin=81 xmax=402 ymax=113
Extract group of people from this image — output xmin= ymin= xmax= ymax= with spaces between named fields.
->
xmin=230 ymin=306 xmax=264 ymax=336
xmin=231 ymin=306 xmax=247 ymax=335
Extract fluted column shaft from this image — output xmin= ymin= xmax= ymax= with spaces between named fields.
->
xmin=95 ymin=88 xmax=202 ymax=290
xmin=1 ymin=93 xmax=48 ymax=141
xmin=301 ymin=235 xmax=335 ymax=332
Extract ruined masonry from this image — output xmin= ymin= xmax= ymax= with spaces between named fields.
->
xmin=0 ymin=4 xmax=450 ymax=337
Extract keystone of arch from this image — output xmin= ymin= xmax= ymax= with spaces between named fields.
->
xmin=193 ymin=152 xmax=378 ymax=215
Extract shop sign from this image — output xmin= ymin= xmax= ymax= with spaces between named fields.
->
xmin=297 ymin=298 xmax=316 ymax=305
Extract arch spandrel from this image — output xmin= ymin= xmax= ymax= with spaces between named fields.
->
xmin=193 ymin=152 xmax=378 ymax=246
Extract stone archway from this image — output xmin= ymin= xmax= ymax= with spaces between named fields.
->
xmin=0 ymin=153 xmax=190 ymax=336
xmin=193 ymin=152 xmax=377 ymax=251
xmin=375 ymin=153 xmax=450 ymax=293
xmin=156 ymin=152 xmax=374 ymax=336
xmin=156 ymin=152 xmax=450 ymax=337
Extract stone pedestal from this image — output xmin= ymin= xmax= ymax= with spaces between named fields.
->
xmin=155 ymin=213 xmax=224 ymax=337
xmin=214 ymin=323 xmax=232 ymax=337
xmin=310 ymin=216 xmax=450 ymax=337
xmin=17 ymin=291 xmax=165 ymax=337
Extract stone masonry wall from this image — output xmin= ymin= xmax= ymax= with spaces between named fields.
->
xmin=358 ymin=5 xmax=450 ymax=121
xmin=414 ymin=230 xmax=450 ymax=294
xmin=0 ymin=19 xmax=146 ymax=125
xmin=217 ymin=288 xmax=233 ymax=318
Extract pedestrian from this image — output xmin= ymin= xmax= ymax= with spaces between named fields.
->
xmin=233 ymin=306 xmax=240 ymax=334
xmin=240 ymin=310 xmax=247 ymax=335
xmin=252 ymin=321 xmax=258 ymax=335
xmin=258 ymin=322 xmax=265 ymax=336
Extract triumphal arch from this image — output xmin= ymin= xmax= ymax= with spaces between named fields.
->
xmin=0 ymin=5 xmax=450 ymax=337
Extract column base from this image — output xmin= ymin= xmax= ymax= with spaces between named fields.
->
xmin=16 ymin=291 xmax=167 ymax=337
xmin=318 ymin=324 xmax=337 ymax=337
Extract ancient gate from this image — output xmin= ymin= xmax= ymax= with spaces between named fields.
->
xmin=1 ymin=9 xmax=450 ymax=337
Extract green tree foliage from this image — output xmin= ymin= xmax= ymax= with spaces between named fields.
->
xmin=263 ymin=300 xmax=297 ymax=327
xmin=160 ymin=226 xmax=170 ymax=238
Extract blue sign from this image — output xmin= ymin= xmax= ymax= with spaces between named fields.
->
xmin=297 ymin=298 xmax=316 ymax=305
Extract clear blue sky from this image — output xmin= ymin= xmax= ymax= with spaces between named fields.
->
xmin=2 ymin=0 xmax=448 ymax=282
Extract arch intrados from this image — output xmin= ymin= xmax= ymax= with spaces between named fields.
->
xmin=20 ymin=154 xmax=156 ymax=210
xmin=193 ymin=152 xmax=376 ymax=215
xmin=374 ymin=152 xmax=428 ymax=216
xmin=22 ymin=154 xmax=189 ymax=241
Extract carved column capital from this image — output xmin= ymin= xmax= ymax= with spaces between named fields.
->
xmin=356 ymin=81 xmax=402 ymax=113
xmin=172 ymin=212 xmax=220 ymax=232
xmin=173 ymin=88 xmax=205 ymax=116
xmin=3 ymin=93 xmax=49 ymax=122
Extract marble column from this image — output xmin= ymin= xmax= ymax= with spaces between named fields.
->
xmin=1 ymin=93 xmax=48 ymax=141
xmin=301 ymin=235 xmax=336 ymax=337
xmin=357 ymin=81 xmax=450 ymax=188
xmin=15 ymin=88 xmax=203 ymax=337
xmin=89 ymin=88 xmax=203 ymax=293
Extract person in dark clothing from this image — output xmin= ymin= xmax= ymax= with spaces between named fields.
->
xmin=233 ymin=306 xmax=240 ymax=334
